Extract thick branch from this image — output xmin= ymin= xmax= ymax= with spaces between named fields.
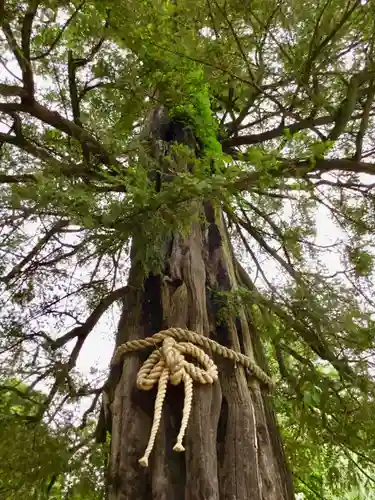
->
xmin=354 ymin=86 xmax=375 ymax=160
xmin=328 ymin=70 xmax=373 ymax=141
xmin=222 ymin=106 xmax=372 ymax=149
xmin=286 ymin=157 xmax=375 ymax=176
xmin=0 ymin=128 xmax=77 ymax=173
xmin=0 ymin=3 xmax=36 ymax=99
xmin=223 ymin=114 xmax=336 ymax=148
xmin=68 ymin=51 xmax=82 ymax=125
xmin=0 ymin=84 xmax=28 ymax=98
xmin=0 ymin=98 xmax=117 ymax=165
xmin=0 ymin=173 xmax=34 ymax=183
xmin=68 ymin=50 xmax=92 ymax=163
xmin=232 ymin=157 xmax=375 ymax=193
xmin=20 ymin=0 xmax=40 ymax=97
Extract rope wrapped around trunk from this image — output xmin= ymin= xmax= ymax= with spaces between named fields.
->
xmin=112 ymin=327 xmax=274 ymax=467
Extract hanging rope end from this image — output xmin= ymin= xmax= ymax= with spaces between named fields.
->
xmin=139 ymin=456 xmax=149 ymax=467
xmin=173 ymin=442 xmax=185 ymax=452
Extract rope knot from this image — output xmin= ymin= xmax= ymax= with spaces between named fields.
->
xmin=135 ymin=334 xmax=219 ymax=467
xmin=161 ymin=337 xmax=184 ymax=385
xmin=112 ymin=327 xmax=275 ymax=468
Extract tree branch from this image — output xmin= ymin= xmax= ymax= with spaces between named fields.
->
xmin=0 ymin=384 xmax=41 ymax=406
xmin=328 ymin=70 xmax=373 ymax=141
xmin=212 ymin=0 xmax=256 ymax=82
xmin=354 ymin=85 xmax=375 ymax=160
xmin=68 ymin=50 xmax=92 ymax=164
xmin=0 ymin=98 xmax=118 ymax=166
xmin=231 ymin=157 xmax=375 ymax=193
xmin=0 ymin=126 xmax=81 ymax=174
xmin=234 ymin=210 xmax=300 ymax=280
xmin=31 ymin=1 xmax=86 ymax=60
xmin=79 ymin=391 xmax=101 ymax=430
xmin=0 ymin=2 xmax=36 ymax=99
xmin=0 ymin=220 xmax=69 ymax=283
xmin=20 ymin=0 xmax=40 ymax=97
xmin=238 ymin=199 xmax=295 ymax=268
xmin=223 ymin=114 xmax=336 ymax=148
xmin=53 ymin=285 xmax=128 ymax=349
xmin=0 ymin=128 xmax=126 ymax=192
xmin=0 ymin=173 xmax=34 ymax=183
xmin=0 ymin=84 xmax=28 ymax=98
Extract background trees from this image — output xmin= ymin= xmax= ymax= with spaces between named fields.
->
xmin=0 ymin=380 xmax=106 ymax=499
xmin=1 ymin=0 xmax=375 ymax=497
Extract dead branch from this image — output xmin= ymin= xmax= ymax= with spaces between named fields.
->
xmin=0 ymin=219 xmax=69 ymax=283
xmin=53 ymin=285 xmax=128 ymax=349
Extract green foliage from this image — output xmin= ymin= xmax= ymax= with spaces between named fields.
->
xmin=347 ymin=247 xmax=374 ymax=277
xmin=0 ymin=381 xmax=106 ymax=499
xmin=0 ymin=381 xmax=65 ymax=498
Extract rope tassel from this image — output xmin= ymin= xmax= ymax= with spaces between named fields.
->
xmin=173 ymin=372 xmax=193 ymax=452
xmin=138 ymin=368 xmax=169 ymax=467
xmin=112 ymin=328 xmax=275 ymax=468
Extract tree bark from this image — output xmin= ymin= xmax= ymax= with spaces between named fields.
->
xmin=102 ymin=112 xmax=295 ymax=500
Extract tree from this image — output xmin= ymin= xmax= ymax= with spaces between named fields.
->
xmin=1 ymin=0 xmax=375 ymax=498
xmin=0 ymin=379 xmax=106 ymax=499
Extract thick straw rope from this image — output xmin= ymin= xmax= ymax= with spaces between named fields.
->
xmin=112 ymin=327 xmax=274 ymax=467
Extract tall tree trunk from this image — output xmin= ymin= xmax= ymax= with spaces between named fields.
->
xmin=102 ymin=111 xmax=295 ymax=500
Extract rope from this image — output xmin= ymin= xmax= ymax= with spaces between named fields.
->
xmin=112 ymin=327 xmax=274 ymax=467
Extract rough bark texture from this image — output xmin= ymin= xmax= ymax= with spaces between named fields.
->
xmin=102 ymin=111 xmax=295 ymax=500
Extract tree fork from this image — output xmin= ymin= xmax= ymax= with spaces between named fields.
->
xmin=102 ymin=111 xmax=294 ymax=500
